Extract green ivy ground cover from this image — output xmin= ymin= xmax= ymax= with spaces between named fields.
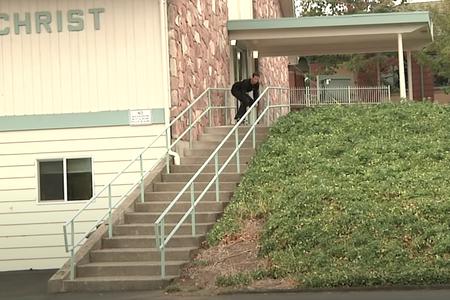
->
xmin=208 ymin=103 xmax=450 ymax=288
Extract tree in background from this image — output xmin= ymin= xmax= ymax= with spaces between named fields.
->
xmin=416 ymin=0 xmax=450 ymax=91
xmin=296 ymin=0 xmax=407 ymax=84
xmin=299 ymin=0 xmax=405 ymax=16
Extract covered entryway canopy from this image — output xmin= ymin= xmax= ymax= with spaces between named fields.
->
xmin=228 ymin=11 xmax=434 ymax=100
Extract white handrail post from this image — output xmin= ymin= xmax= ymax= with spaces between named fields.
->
xmin=165 ymin=127 xmax=170 ymax=174
xmin=348 ymin=86 xmax=351 ymax=104
xmin=306 ymin=86 xmax=310 ymax=107
xmin=388 ymin=85 xmax=391 ymax=102
xmin=139 ymin=154 xmax=145 ymax=203
xmin=278 ymin=88 xmax=282 ymax=118
xmin=287 ymin=89 xmax=291 ymax=114
xmin=70 ymin=221 xmax=75 ymax=280
xmin=384 ymin=86 xmax=388 ymax=102
xmin=189 ymin=107 xmax=193 ymax=149
xmin=215 ymin=154 xmax=220 ymax=202
xmin=317 ymin=78 xmax=321 ymax=104
xmin=208 ymin=89 xmax=212 ymax=127
xmin=190 ymin=183 xmax=196 ymax=236
xmin=160 ymin=219 xmax=166 ymax=278
xmin=225 ymin=91 xmax=229 ymax=126
xmin=108 ymin=184 xmax=112 ymax=238
xmin=235 ymin=128 xmax=241 ymax=174
xmin=252 ymin=126 xmax=256 ymax=149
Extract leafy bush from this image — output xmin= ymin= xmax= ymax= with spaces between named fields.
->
xmin=208 ymin=103 xmax=450 ymax=288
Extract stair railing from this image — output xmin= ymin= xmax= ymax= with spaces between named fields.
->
xmin=154 ymin=87 xmax=291 ymax=277
xmin=62 ymin=87 xmax=232 ymax=280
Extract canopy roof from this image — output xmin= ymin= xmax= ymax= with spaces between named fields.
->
xmin=228 ymin=11 xmax=433 ymax=56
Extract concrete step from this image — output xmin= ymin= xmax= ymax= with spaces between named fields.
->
xmin=135 ymin=201 xmax=228 ymax=213
xmin=124 ymin=211 xmax=223 ymax=224
xmin=181 ymin=155 xmax=253 ymax=164
xmin=77 ymin=261 xmax=185 ymax=277
xmin=102 ymin=235 xmax=205 ymax=248
xmin=192 ymin=140 xmax=263 ymax=150
xmin=198 ymin=134 xmax=266 ymax=143
xmin=204 ymin=126 xmax=269 ymax=135
xmin=143 ymin=191 xmax=233 ymax=202
xmin=153 ymin=181 xmax=238 ymax=192
xmin=171 ymin=164 xmax=247 ymax=173
xmin=161 ymin=172 xmax=241 ymax=182
xmin=184 ymin=147 xmax=255 ymax=157
xmin=113 ymin=223 xmax=214 ymax=236
xmin=90 ymin=247 xmax=198 ymax=263
xmin=63 ymin=276 xmax=175 ymax=292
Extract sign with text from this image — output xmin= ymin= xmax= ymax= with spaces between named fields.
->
xmin=129 ymin=110 xmax=152 ymax=126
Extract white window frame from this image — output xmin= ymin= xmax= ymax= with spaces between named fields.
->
xmin=37 ymin=157 xmax=94 ymax=203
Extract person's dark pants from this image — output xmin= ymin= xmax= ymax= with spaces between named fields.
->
xmin=231 ymin=89 xmax=254 ymax=121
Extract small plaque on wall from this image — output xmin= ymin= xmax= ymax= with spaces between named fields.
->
xmin=129 ymin=109 xmax=152 ymax=126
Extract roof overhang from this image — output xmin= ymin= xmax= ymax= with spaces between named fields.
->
xmin=228 ymin=11 xmax=433 ymax=57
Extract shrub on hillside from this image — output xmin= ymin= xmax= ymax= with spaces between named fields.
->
xmin=208 ymin=103 xmax=450 ymax=287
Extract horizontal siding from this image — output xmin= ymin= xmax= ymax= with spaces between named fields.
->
xmin=0 ymin=190 xmax=37 ymax=202
xmin=0 ymin=256 xmax=67 ymax=271
xmin=0 ymin=165 xmax=34 ymax=179
xmin=0 ymin=136 xmax=166 ymax=156
xmin=1 ymin=199 xmax=113 ymax=214
xmin=0 ymin=221 xmax=94 ymax=237
xmin=0 ymin=148 xmax=166 ymax=167
xmin=89 ymin=159 xmax=158 ymax=174
xmin=0 ymin=0 xmax=165 ymax=116
xmin=1 ymin=247 xmax=67 ymax=260
xmin=0 ymin=126 xmax=166 ymax=144
xmin=1 ymin=233 xmax=86 ymax=249
xmin=1 ymin=209 xmax=112 ymax=225
xmin=0 ymin=124 xmax=168 ymax=271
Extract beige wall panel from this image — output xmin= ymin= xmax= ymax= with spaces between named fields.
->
xmin=0 ymin=123 xmax=168 ymax=270
xmin=227 ymin=0 xmax=254 ymax=20
xmin=0 ymin=221 xmax=94 ymax=236
xmin=0 ymin=0 xmax=166 ymax=116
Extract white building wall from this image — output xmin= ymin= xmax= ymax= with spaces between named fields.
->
xmin=0 ymin=124 xmax=167 ymax=271
xmin=0 ymin=0 xmax=171 ymax=271
xmin=0 ymin=0 xmax=166 ymax=116
xmin=227 ymin=0 xmax=254 ymax=20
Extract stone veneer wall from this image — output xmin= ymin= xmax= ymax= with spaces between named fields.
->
xmin=253 ymin=0 xmax=290 ymax=120
xmin=168 ymin=0 xmax=230 ymax=138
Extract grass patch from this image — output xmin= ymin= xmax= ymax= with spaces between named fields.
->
xmin=215 ymin=269 xmax=276 ymax=287
xmin=165 ymin=284 xmax=181 ymax=293
xmin=216 ymin=273 xmax=252 ymax=287
xmin=191 ymin=259 xmax=210 ymax=267
xmin=208 ymin=103 xmax=450 ymax=288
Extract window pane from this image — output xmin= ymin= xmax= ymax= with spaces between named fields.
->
xmin=39 ymin=161 xmax=64 ymax=201
xmin=67 ymin=158 xmax=93 ymax=201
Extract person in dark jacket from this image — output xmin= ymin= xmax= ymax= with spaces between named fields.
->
xmin=231 ymin=72 xmax=260 ymax=122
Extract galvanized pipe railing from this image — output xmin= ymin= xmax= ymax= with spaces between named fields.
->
xmin=154 ymin=87 xmax=291 ymax=278
xmin=290 ymin=86 xmax=391 ymax=106
xmin=62 ymin=87 xmax=232 ymax=280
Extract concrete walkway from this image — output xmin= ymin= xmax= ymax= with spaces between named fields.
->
xmin=1 ymin=270 xmax=449 ymax=300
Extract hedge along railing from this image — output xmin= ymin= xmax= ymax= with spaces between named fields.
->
xmin=62 ymin=87 xmax=234 ymax=281
xmin=290 ymin=86 xmax=391 ymax=107
xmin=154 ymin=87 xmax=290 ymax=278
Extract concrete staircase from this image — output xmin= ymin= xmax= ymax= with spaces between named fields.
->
xmin=61 ymin=126 xmax=269 ymax=292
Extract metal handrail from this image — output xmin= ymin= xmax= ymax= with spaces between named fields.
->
xmin=62 ymin=87 xmax=230 ymax=280
xmin=290 ymin=85 xmax=391 ymax=106
xmin=154 ymin=87 xmax=291 ymax=277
